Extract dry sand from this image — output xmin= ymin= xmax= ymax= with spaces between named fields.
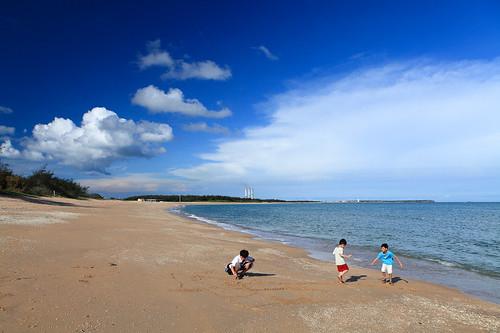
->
xmin=0 ymin=196 xmax=499 ymax=332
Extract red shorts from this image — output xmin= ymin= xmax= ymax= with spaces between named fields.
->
xmin=337 ymin=264 xmax=349 ymax=272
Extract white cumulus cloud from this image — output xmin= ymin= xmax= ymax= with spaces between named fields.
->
xmin=171 ymin=59 xmax=500 ymax=188
xmin=132 ymin=85 xmax=232 ymax=118
xmin=0 ymin=139 xmax=21 ymax=158
xmin=183 ymin=122 xmax=229 ymax=135
xmin=138 ymin=39 xmax=231 ymax=80
xmin=0 ymin=107 xmax=173 ymax=172
xmin=0 ymin=125 xmax=15 ymax=135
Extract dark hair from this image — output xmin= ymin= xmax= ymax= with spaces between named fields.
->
xmin=240 ymin=249 xmax=249 ymax=258
xmin=339 ymin=239 xmax=347 ymax=245
xmin=381 ymin=243 xmax=389 ymax=249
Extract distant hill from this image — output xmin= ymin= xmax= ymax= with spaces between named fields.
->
xmin=123 ymin=194 xmax=315 ymax=203
xmin=332 ymin=200 xmax=435 ymax=203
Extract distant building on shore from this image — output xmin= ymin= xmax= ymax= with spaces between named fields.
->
xmin=137 ymin=198 xmax=158 ymax=202
xmin=332 ymin=199 xmax=435 ymax=204
xmin=244 ymin=186 xmax=255 ymax=199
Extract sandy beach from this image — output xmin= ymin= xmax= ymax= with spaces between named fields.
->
xmin=0 ymin=196 xmax=499 ymax=332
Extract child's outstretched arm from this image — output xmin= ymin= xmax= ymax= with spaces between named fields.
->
xmin=370 ymin=258 xmax=378 ymax=265
xmin=394 ymin=255 xmax=403 ymax=268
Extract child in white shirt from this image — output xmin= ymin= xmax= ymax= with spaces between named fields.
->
xmin=332 ymin=238 xmax=352 ymax=283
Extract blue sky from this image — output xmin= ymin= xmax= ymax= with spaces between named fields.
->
xmin=1 ymin=1 xmax=500 ymax=200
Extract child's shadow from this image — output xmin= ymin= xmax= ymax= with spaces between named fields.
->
xmin=244 ymin=272 xmax=276 ymax=277
xmin=345 ymin=274 xmax=367 ymax=283
xmin=390 ymin=276 xmax=409 ymax=284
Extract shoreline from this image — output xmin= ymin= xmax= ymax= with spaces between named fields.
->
xmin=1 ymin=196 xmax=499 ymax=332
xmin=175 ymin=203 xmax=500 ymax=305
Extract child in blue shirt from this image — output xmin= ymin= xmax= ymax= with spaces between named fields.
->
xmin=370 ymin=243 xmax=403 ymax=285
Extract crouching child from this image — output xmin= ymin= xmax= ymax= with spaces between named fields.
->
xmin=225 ymin=249 xmax=255 ymax=279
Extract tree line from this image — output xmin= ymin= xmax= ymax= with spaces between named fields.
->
xmin=123 ymin=194 xmax=289 ymax=202
xmin=123 ymin=194 xmax=317 ymax=203
xmin=0 ymin=162 xmax=102 ymax=199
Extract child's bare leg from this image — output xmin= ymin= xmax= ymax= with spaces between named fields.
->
xmin=381 ymin=272 xmax=386 ymax=283
xmin=339 ymin=269 xmax=349 ymax=283
xmin=243 ymin=262 xmax=253 ymax=274
xmin=388 ymin=273 xmax=393 ymax=285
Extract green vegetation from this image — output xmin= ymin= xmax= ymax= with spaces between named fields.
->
xmin=123 ymin=194 xmax=286 ymax=202
xmin=123 ymin=194 xmax=315 ymax=203
xmin=0 ymin=162 xmax=102 ymax=199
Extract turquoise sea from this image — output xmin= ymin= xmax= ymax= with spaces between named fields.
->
xmin=176 ymin=202 xmax=500 ymax=304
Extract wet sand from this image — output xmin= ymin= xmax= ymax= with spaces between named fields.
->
xmin=1 ymin=196 xmax=499 ymax=332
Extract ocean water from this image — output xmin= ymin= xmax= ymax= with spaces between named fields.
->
xmin=176 ymin=202 xmax=500 ymax=304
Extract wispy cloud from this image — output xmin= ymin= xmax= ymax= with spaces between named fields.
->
xmin=162 ymin=60 xmax=231 ymax=80
xmin=137 ymin=39 xmax=174 ymax=69
xmin=132 ymin=85 xmax=232 ymax=118
xmin=253 ymin=45 xmax=278 ymax=61
xmin=79 ymin=173 xmax=189 ymax=194
xmin=138 ymin=39 xmax=231 ymax=80
xmin=171 ymin=59 xmax=500 ymax=191
xmin=349 ymin=52 xmax=367 ymax=60
xmin=0 ymin=107 xmax=173 ymax=172
xmin=183 ymin=122 xmax=229 ymax=135
xmin=0 ymin=106 xmax=13 ymax=114
xmin=0 ymin=125 xmax=15 ymax=135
